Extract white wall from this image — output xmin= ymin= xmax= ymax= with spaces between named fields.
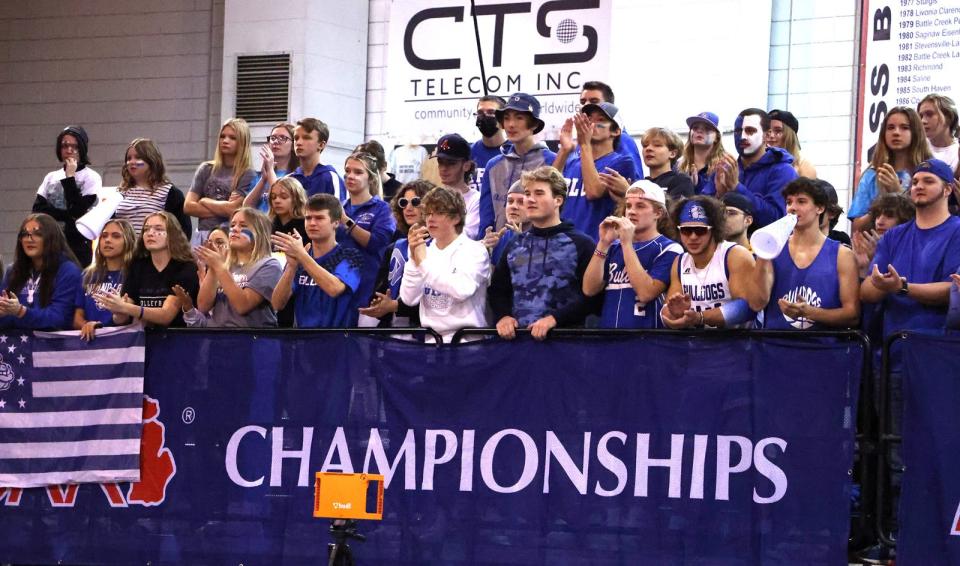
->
xmin=222 ymin=0 xmax=369 ymax=172
xmin=0 ymin=0 xmax=225 ymax=261
xmin=768 ymin=0 xmax=859 ymax=225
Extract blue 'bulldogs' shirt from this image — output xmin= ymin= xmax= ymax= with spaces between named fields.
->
xmin=561 ymin=151 xmax=637 ymax=242
xmin=470 ymin=140 xmax=502 ymax=192
xmin=871 ymin=216 xmax=960 ymax=338
xmin=292 ymin=244 xmax=363 ymax=328
xmin=338 ymin=196 xmax=397 ymax=307
xmin=763 ymin=238 xmax=842 ymax=330
xmin=600 ymin=235 xmax=681 ymax=329
xmin=76 ymin=270 xmax=124 ymax=326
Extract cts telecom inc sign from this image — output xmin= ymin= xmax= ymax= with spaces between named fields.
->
xmin=384 ymin=0 xmax=612 ymax=141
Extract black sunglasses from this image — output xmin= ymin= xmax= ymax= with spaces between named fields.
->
xmin=398 ymin=197 xmax=422 ymax=208
xmin=679 ymin=226 xmax=711 ymax=237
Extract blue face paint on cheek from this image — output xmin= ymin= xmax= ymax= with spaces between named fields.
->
xmin=240 ymin=229 xmax=255 ymax=243
xmin=733 ymin=114 xmax=745 ymax=152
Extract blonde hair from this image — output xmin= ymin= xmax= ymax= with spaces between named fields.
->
xmin=83 ymin=219 xmax=136 ymax=287
xmin=212 ymin=118 xmax=254 ymax=194
xmin=642 ymin=128 xmax=685 ymax=167
xmin=345 ymin=152 xmax=383 ymax=197
xmin=520 ymin=165 xmax=568 ymax=200
xmin=679 ymin=127 xmax=727 ymax=177
xmin=268 ymin=177 xmax=308 ymax=220
xmin=228 ymin=207 xmax=273 ymax=269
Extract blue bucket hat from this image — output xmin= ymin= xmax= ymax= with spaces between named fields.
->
xmin=496 ymin=93 xmax=545 ymax=134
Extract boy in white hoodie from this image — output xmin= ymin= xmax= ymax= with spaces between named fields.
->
xmin=400 ymin=186 xmax=491 ymax=342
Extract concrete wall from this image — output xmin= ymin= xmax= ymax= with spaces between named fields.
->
xmin=0 ymin=0 xmax=225 ymax=261
xmin=768 ymin=0 xmax=860 ymax=225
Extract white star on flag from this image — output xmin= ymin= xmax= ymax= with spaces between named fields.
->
xmin=7 ymin=345 xmax=15 ymax=354
xmin=16 ymin=355 xmax=25 ymax=364
xmin=16 ymin=377 xmax=24 ymax=386
xmin=20 ymin=335 xmax=28 ymax=343
xmin=18 ymin=399 xmax=26 ymax=409
xmin=0 ymin=335 xmax=7 ymax=343
xmin=0 ymin=399 xmax=5 ymax=409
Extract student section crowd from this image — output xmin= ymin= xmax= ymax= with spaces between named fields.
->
xmin=2 ymin=82 xmax=960 ymax=351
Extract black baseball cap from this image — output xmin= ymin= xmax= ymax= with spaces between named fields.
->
xmin=433 ymin=134 xmax=471 ymax=161
xmin=722 ymin=192 xmax=754 ymax=216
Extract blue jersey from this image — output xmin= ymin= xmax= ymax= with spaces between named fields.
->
xmin=77 ymin=270 xmax=124 ymax=326
xmin=290 ymin=164 xmax=345 ymax=200
xmin=388 ymin=238 xmax=411 ymax=299
xmin=763 ymin=238 xmax=842 ymax=330
xmin=292 ymin=245 xmax=363 ymax=328
xmin=338 ymin=196 xmax=397 ymax=307
xmin=561 ymin=151 xmax=637 ymax=242
xmin=470 ymin=140 xmax=502 ymax=192
xmin=872 ymin=216 xmax=960 ymax=338
xmin=599 ymin=235 xmax=682 ymax=328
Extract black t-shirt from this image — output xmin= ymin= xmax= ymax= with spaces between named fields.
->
xmin=648 ymin=170 xmax=696 ymax=201
xmin=272 ymin=217 xmax=307 ymax=241
xmin=124 ymin=257 xmax=200 ymax=327
xmin=382 ymin=174 xmax=403 ymax=202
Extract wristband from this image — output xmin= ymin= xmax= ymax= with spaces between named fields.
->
xmin=719 ymin=298 xmax=754 ymax=325
xmin=697 ymin=310 xmax=705 ymax=328
xmin=139 ymin=306 xmax=145 ymax=320
xmin=593 ymin=248 xmax=607 ymax=259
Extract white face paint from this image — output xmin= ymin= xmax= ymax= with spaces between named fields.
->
xmin=739 ymin=114 xmax=765 ymax=155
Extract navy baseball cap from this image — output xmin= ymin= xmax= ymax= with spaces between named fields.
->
xmin=685 ymin=111 xmax=720 ymax=132
xmin=433 ymin=133 xmax=471 ymax=161
xmin=678 ymin=200 xmax=712 ymax=227
xmin=722 ymin=192 xmax=754 ymax=216
xmin=581 ymin=102 xmax=623 ymax=130
xmin=496 ymin=92 xmax=545 ymax=134
xmin=914 ymin=159 xmax=954 ymax=184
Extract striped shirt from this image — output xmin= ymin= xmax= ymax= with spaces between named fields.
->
xmin=116 ymin=184 xmax=170 ymax=236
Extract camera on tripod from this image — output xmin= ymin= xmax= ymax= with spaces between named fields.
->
xmin=313 ymin=472 xmax=384 ymax=566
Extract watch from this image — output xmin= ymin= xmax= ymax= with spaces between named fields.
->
xmin=344 ymin=218 xmax=356 ymax=232
xmin=897 ymin=276 xmax=909 ymax=296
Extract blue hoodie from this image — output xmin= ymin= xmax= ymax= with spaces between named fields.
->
xmin=0 ymin=259 xmax=82 ymax=330
xmin=701 ymin=147 xmax=797 ymax=228
xmin=479 ymin=142 xmax=557 ymax=235
xmin=291 ymin=164 xmax=345 ymax=200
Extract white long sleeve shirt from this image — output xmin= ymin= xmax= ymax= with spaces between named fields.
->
xmin=400 ymin=232 xmax=491 ymax=342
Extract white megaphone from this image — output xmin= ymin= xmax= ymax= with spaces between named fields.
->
xmin=76 ymin=189 xmax=122 ymax=240
xmin=750 ymin=213 xmax=798 ymax=260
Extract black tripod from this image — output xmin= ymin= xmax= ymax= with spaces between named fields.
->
xmin=327 ymin=519 xmax=365 ymax=566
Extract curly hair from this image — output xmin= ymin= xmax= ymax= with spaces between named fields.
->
xmin=390 ymin=179 xmax=437 ymax=234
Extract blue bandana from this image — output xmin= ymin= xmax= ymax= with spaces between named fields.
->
xmin=679 ymin=201 xmax=710 ymax=226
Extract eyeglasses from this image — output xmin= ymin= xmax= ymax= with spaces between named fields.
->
xmin=18 ymin=230 xmax=43 ymax=240
xmin=143 ymin=226 xmax=167 ymax=234
xmin=398 ymin=197 xmax=422 ymax=208
xmin=60 ymin=143 xmax=79 ymax=150
xmin=267 ymin=135 xmax=291 ymax=144
xmin=679 ymin=226 xmax=712 ymax=237
xmin=724 ymin=209 xmax=745 ymax=217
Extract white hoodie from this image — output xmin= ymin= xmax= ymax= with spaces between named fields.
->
xmin=400 ymin=232 xmax=491 ymax=342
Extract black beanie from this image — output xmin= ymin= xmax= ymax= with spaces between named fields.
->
xmin=56 ymin=125 xmax=90 ymax=166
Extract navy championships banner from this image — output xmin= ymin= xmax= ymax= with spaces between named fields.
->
xmin=0 ymin=331 xmax=861 ymax=565
xmin=898 ymin=333 xmax=960 ymax=565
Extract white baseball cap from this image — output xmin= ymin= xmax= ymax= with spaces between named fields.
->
xmin=626 ymin=179 xmax=666 ymax=207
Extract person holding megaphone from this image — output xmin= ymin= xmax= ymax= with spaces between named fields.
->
xmin=750 ymin=178 xmax=860 ymax=330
